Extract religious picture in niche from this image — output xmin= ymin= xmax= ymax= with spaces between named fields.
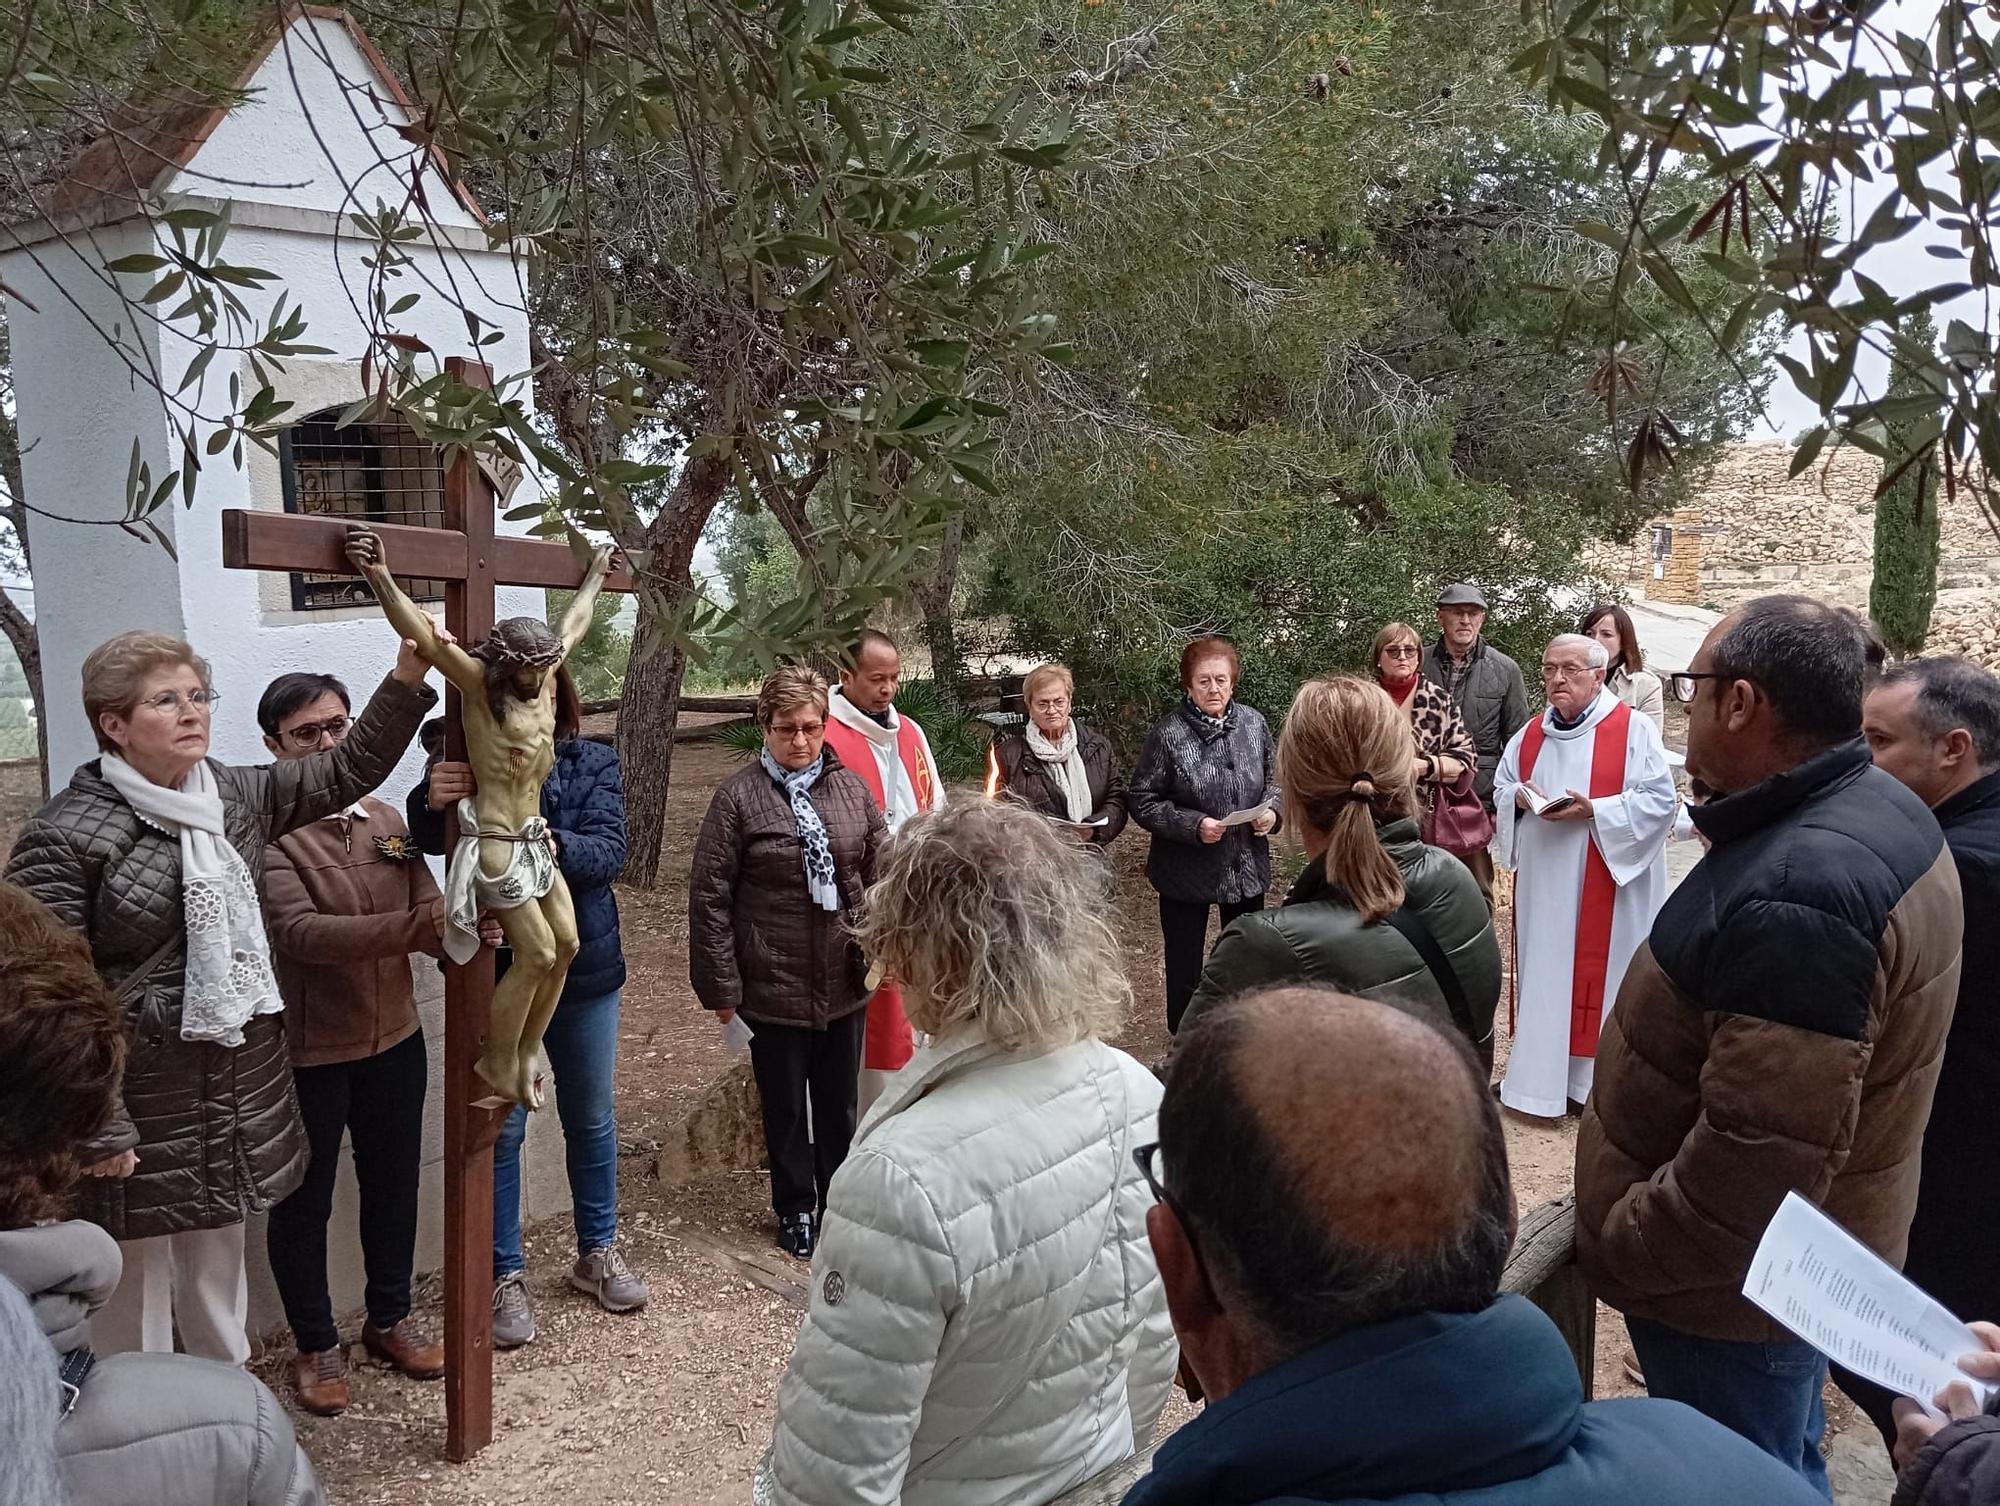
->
xmin=345 ymin=525 xmax=619 ymax=1108
xmin=283 ymin=409 xmax=448 ymax=610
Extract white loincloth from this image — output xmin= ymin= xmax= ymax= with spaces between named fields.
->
xmin=443 ymin=797 xmax=557 ymax=965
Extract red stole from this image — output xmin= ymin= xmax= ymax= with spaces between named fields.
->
xmin=822 ymin=714 xmax=937 ymax=813
xmin=822 ymin=710 xmax=937 ymax=1071
xmin=1517 ymin=699 xmax=1631 ymax=1058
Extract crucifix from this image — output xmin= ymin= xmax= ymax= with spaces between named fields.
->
xmin=219 ymin=357 xmax=634 ymax=1462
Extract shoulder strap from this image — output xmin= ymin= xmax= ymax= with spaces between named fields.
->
xmin=1382 ymin=902 xmax=1479 ymax=1044
xmin=112 ymin=934 xmax=182 ymax=1010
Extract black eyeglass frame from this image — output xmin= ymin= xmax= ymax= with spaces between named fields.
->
xmin=281 ymin=714 xmax=353 ymax=748
xmin=1665 ymin=670 xmax=1737 ymax=703
xmin=1133 ymin=1141 xmax=1226 ymax=1313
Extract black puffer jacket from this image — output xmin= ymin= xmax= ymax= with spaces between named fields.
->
xmin=991 ymin=723 xmax=1128 ymax=845
xmin=1130 ymin=699 xmax=1281 ymax=905
xmin=1182 ymin=818 xmax=1501 ymax=1047
xmin=687 ymin=747 xmax=886 ymax=1029
xmin=1894 ymin=1410 xmax=2000 ymax=1506
xmin=3 ymin=675 xmax=434 ymax=1240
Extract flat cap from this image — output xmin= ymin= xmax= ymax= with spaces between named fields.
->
xmin=1435 ymin=582 xmax=1488 ymax=609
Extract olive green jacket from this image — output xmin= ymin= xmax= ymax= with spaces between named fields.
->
xmin=1183 ymin=817 xmax=1502 ymax=1049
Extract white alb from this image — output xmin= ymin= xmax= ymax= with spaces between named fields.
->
xmin=755 ymin=1030 xmax=1177 ymax=1506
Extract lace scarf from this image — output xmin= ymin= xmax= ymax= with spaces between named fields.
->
xmin=762 ymin=749 xmax=840 ymax=912
xmin=99 ymin=754 xmax=283 ymax=1046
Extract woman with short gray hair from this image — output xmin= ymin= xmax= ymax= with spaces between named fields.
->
xmin=5 ymin=626 xmax=436 ymax=1363
xmin=688 ymin=664 xmax=885 ymax=1260
xmin=755 ymin=799 xmax=1177 ymax=1506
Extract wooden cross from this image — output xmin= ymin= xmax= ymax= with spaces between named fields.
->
xmin=219 ymin=357 xmax=633 ymax=1462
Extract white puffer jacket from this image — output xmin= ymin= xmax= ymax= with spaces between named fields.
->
xmin=756 ymin=1030 xmax=1178 ymax=1506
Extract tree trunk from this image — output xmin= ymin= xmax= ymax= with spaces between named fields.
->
xmin=0 ymin=593 xmax=46 ymax=794
xmin=617 ymin=454 xmax=731 ymax=888
xmin=913 ymin=512 xmax=966 ymax=705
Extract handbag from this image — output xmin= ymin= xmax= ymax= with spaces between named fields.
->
xmin=1381 ymin=900 xmax=1483 ymax=1049
xmin=1421 ymin=764 xmax=1495 ymax=857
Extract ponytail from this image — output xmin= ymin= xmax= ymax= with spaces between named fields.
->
xmin=1280 ymin=678 xmax=1418 ymax=925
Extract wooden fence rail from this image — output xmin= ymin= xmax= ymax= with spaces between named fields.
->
xmin=1049 ymin=1195 xmax=1590 ymax=1506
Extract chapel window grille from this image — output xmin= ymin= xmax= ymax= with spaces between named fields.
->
xmin=278 ymin=408 xmax=446 ymax=610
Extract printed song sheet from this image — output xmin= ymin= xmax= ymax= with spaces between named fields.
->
xmin=1745 ymin=1192 xmax=1997 ymax=1416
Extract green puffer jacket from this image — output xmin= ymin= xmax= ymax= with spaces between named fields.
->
xmin=1182 ymin=817 xmax=1502 ymax=1049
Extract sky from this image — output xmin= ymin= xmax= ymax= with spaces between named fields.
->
xmin=1753 ymin=0 xmax=1988 ymax=441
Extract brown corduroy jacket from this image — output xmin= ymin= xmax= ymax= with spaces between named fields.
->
xmin=1576 ymin=740 xmax=1963 ymax=1343
xmin=262 ymin=797 xmax=444 ymax=1068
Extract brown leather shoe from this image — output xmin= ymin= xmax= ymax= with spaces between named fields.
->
xmin=293 ymin=1347 xmax=350 ymax=1416
xmin=361 ymin=1317 xmax=446 ymax=1380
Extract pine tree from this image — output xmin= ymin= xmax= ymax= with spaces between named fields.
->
xmin=1870 ymin=309 xmax=1943 ymax=659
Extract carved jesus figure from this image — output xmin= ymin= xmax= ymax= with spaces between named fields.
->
xmin=345 ymin=527 xmax=617 ymax=1107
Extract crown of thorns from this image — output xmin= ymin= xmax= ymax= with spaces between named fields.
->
xmin=475 ymin=617 xmax=564 ymax=670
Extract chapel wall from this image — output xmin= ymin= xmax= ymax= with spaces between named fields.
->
xmin=1593 ymin=441 xmax=2000 ymax=667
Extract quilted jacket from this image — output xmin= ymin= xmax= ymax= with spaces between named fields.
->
xmin=1183 ymin=818 xmax=1502 ymax=1052
xmin=1129 ymin=699 xmax=1282 ymax=905
xmin=406 ymin=737 xmax=630 ymax=1003
xmin=992 ymin=722 xmax=1130 ymax=845
xmin=1577 ymin=739 xmax=1963 ymax=1342
xmin=687 ymin=748 xmax=885 ymax=1029
xmin=0 ymin=1220 xmax=325 ymax=1506
xmin=757 ymin=1031 xmax=1178 ymax=1506
xmin=3 ymin=674 xmax=435 ymax=1240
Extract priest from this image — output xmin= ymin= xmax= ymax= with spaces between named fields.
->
xmin=1495 ymin=633 xmax=1676 ymax=1118
xmin=823 ymin=628 xmax=946 ymax=1111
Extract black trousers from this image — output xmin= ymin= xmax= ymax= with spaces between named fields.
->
xmin=1161 ymin=895 xmax=1266 ymax=1033
xmin=266 ymin=1029 xmax=427 ymax=1353
xmin=747 ymin=1009 xmax=867 ymax=1218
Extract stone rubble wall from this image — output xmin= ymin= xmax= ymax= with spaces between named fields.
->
xmin=1590 ymin=442 xmax=2000 ymax=668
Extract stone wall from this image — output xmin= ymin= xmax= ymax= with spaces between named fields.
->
xmin=1593 ymin=442 xmax=2000 ymax=666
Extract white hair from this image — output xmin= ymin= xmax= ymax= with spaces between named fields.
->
xmin=1547 ymin=633 xmax=1610 ymax=671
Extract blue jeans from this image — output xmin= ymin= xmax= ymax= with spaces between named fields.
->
xmin=1626 ymin=1316 xmax=1831 ymax=1499
xmin=494 ymin=988 xmax=621 ymax=1278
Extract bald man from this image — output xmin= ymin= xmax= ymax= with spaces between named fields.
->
xmin=1123 ymin=987 xmax=1824 ymax=1506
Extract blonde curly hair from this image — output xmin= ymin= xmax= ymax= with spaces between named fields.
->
xmin=850 ymin=800 xmax=1129 ymax=1050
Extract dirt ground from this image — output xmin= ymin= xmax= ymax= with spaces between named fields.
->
xmin=0 ymin=743 xmax=1868 ymax=1503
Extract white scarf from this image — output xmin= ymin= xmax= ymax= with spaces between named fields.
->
xmin=99 ymin=754 xmax=284 ymax=1046
xmin=1025 ymin=720 xmax=1094 ymax=823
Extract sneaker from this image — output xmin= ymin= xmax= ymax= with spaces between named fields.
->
xmin=492 ymin=1273 xmax=536 ymax=1349
xmin=777 ymin=1212 xmax=815 ymax=1261
xmin=570 ymin=1245 xmax=649 ymax=1313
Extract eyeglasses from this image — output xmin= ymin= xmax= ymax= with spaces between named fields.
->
xmin=281 ymin=714 xmax=351 ymax=749
xmin=1380 ymin=645 xmax=1420 ymax=660
xmin=1133 ymin=1141 xmax=1226 ymax=1313
xmin=770 ymin=721 xmax=825 ymax=740
xmin=1030 ymin=697 xmax=1070 ymax=713
xmin=1667 ymin=671 xmax=1734 ymax=703
xmin=1540 ymin=663 xmax=1598 ymax=681
xmin=138 ymin=689 xmax=220 ymax=716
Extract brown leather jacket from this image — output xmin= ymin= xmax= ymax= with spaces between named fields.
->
xmin=262 ymin=797 xmax=443 ymax=1069
xmin=687 ymin=748 xmax=885 ymax=1029
xmin=3 ymin=675 xmax=436 ymax=1239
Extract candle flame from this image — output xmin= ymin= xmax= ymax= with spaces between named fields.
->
xmin=984 ymin=743 xmax=1001 ymax=799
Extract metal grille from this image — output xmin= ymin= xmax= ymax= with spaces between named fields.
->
xmin=280 ymin=410 xmax=446 ymax=610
